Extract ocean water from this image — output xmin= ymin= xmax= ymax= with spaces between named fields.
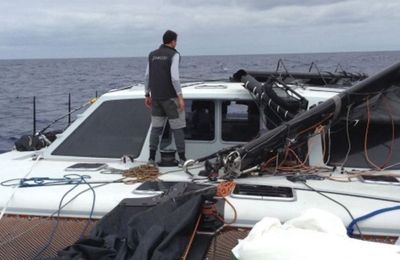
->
xmin=0 ymin=51 xmax=400 ymax=152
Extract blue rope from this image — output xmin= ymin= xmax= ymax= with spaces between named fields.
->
xmin=33 ymin=174 xmax=97 ymax=259
xmin=17 ymin=175 xmax=90 ymax=187
xmin=347 ymin=205 xmax=400 ymax=236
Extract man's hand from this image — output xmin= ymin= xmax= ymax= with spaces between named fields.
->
xmin=178 ymin=95 xmax=185 ymax=112
xmin=145 ymin=96 xmax=152 ymax=108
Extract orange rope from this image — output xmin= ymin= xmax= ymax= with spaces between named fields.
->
xmin=262 ymin=139 xmax=323 ymax=173
xmin=296 ymin=113 xmax=334 ymax=136
xmin=364 ymin=97 xmax=382 ymax=170
xmin=216 ymin=181 xmax=237 ymax=225
xmin=181 ymin=182 xmax=238 ymax=259
xmin=181 ymin=213 xmax=202 ymax=260
xmin=259 ymin=112 xmax=333 ymax=174
xmin=216 ymin=181 xmax=236 ymax=197
xmin=316 ymin=125 xmax=327 ymax=161
xmin=222 ymin=197 xmax=237 ymax=225
xmin=379 ymin=96 xmax=395 ymax=168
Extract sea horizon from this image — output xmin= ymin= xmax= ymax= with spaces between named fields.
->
xmin=1 ymin=49 xmax=399 ymax=62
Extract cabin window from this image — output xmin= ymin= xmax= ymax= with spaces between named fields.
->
xmin=221 ymin=100 xmax=259 ymax=142
xmin=185 ymin=100 xmax=215 ymax=141
xmin=155 ymin=100 xmax=215 ymax=150
xmin=52 ymin=99 xmax=150 ymax=158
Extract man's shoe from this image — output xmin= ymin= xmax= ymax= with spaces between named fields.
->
xmin=178 ymin=159 xmax=186 ymax=168
xmin=147 ymin=159 xmax=156 ymax=166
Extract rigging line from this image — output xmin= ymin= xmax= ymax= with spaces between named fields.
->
xmin=273 ymin=146 xmax=289 ymax=174
xmin=0 ymin=176 xmax=122 ymax=188
xmin=323 ymin=125 xmax=332 ymax=165
xmin=383 ymin=161 xmax=400 ymax=170
xmin=296 ymin=186 xmax=400 ymax=203
xmin=309 ymin=62 xmax=328 ymax=86
xmin=319 ymin=126 xmax=327 ymax=164
xmin=340 ymin=104 xmax=354 ymax=169
xmin=272 ymin=127 xmax=328 ymax=172
xmin=33 ymin=175 xmax=87 ymax=259
xmin=301 ymin=181 xmax=362 ymax=238
xmin=274 ymin=151 xmax=279 ymax=174
xmin=78 ymin=176 xmax=96 ymax=238
xmin=275 ymin=59 xmax=297 ymax=81
xmin=0 ymin=154 xmax=42 ymax=222
xmin=0 ymin=181 xmax=120 ymax=248
xmin=363 ymin=97 xmax=381 ymax=170
xmin=295 ymin=113 xmax=334 ymax=138
xmin=334 ymin=63 xmax=345 ymax=74
xmin=39 ymin=99 xmax=93 ymax=134
xmin=379 ymin=96 xmax=395 ymax=168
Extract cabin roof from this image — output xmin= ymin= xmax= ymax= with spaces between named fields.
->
xmin=101 ymin=81 xmax=342 ymax=102
xmin=102 ymin=82 xmax=253 ymax=100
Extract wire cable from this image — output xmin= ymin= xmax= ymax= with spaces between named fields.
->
xmin=33 ymin=176 xmax=85 ymax=259
xmin=77 ymin=175 xmax=96 ymax=238
xmin=0 ymin=179 xmax=122 ymax=248
xmin=32 ymin=174 xmax=105 ymax=257
xmin=301 ymin=182 xmax=362 ymax=237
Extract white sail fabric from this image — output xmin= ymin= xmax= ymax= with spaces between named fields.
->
xmin=232 ymin=209 xmax=400 ymax=260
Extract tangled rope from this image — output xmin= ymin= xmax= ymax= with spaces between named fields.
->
xmin=216 ymin=181 xmax=236 ymax=197
xmin=215 ymin=181 xmax=237 ymax=225
xmin=122 ymin=164 xmax=160 ymax=183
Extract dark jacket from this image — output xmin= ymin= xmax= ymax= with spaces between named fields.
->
xmin=148 ymin=45 xmax=178 ymax=100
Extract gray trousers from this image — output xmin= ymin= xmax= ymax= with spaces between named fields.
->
xmin=149 ymin=98 xmax=186 ymax=154
xmin=149 ymin=127 xmax=185 ymax=153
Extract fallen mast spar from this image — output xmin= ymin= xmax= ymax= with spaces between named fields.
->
xmin=221 ymin=62 xmax=400 ymax=177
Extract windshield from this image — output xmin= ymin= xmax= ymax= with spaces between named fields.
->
xmin=52 ymin=99 xmax=150 ymax=158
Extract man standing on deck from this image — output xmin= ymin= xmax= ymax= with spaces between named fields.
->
xmin=144 ymin=30 xmax=186 ymax=166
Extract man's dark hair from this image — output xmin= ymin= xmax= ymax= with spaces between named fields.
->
xmin=163 ymin=30 xmax=178 ymax=44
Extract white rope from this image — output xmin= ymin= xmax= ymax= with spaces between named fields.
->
xmin=0 ymin=154 xmax=42 ymax=222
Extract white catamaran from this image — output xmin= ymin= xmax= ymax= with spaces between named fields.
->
xmin=0 ymin=62 xmax=399 ymax=259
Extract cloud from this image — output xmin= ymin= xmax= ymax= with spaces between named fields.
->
xmin=0 ymin=0 xmax=399 ymax=58
xmin=167 ymin=0 xmax=348 ymax=10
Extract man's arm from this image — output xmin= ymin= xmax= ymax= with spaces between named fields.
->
xmin=171 ymin=53 xmax=182 ymax=95
xmin=171 ymin=53 xmax=184 ymax=111
xmin=144 ymin=62 xmax=150 ymax=96
xmin=144 ymin=62 xmax=152 ymax=108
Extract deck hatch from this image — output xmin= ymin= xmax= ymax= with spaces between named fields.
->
xmin=232 ymin=184 xmax=295 ymax=201
xmin=360 ymin=175 xmax=400 ymax=185
xmin=133 ymin=181 xmax=214 ymax=195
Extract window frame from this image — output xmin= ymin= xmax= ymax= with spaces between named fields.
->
xmin=219 ymin=99 xmax=261 ymax=144
xmin=183 ymin=99 xmax=217 ymax=143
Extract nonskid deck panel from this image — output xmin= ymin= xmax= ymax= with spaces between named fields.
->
xmin=0 ymin=215 xmax=398 ymax=260
xmin=0 ymin=215 xmax=97 ymax=259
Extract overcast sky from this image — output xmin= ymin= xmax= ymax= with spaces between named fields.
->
xmin=0 ymin=0 xmax=399 ymax=59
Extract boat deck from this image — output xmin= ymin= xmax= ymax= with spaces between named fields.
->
xmin=1 ymin=214 xmax=397 ymax=260
xmin=0 ymin=215 xmax=96 ymax=259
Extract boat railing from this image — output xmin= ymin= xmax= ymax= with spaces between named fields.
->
xmin=235 ymin=59 xmax=368 ymax=87
xmin=0 ymin=91 xmax=99 ymax=151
